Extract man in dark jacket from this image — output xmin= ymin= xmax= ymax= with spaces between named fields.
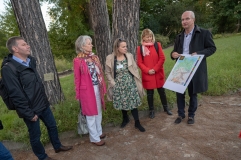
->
xmin=171 ymin=11 xmax=216 ymax=124
xmin=1 ymin=36 xmax=72 ymax=160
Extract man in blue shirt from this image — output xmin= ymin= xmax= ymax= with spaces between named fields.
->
xmin=1 ymin=36 xmax=73 ymax=160
xmin=171 ymin=11 xmax=216 ymax=124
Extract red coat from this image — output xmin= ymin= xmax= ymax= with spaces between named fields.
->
xmin=137 ymin=42 xmax=166 ymax=89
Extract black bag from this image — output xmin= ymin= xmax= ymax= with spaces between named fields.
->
xmin=0 ymin=62 xmax=17 ymax=110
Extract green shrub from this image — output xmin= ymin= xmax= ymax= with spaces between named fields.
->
xmin=155 ymin=34 xmax=170 ymax=48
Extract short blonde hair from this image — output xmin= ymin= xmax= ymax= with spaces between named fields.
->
xmin=141 ymin=29 xmax=155 ymax=43
xmin=75 ymin=35 xmax=92 ymax=54
xmin=113 ymin=38 xmax=127 ymax=56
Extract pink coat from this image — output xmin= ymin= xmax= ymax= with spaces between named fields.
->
xmin=73 ymin=56 xmax=106 ymax=116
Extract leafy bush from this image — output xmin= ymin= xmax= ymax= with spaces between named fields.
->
xmin=155 ymin=34 xmax=170 ymax=48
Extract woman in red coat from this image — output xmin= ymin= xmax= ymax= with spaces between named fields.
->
xmin=137 ymin=29 xmax=172 ymax=119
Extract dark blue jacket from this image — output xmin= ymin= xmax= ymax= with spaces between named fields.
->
xmin=1 ymin=54 xmax=50 ymax=120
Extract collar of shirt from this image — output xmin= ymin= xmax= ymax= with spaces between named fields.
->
xmin=12 ymin=55 xmax=30 ymax=67
xmin=184 ymin=28 xmax=194 ymax=37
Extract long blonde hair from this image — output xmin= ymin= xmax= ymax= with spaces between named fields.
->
xmin=113 ymin=38 xmax=127 ymax=56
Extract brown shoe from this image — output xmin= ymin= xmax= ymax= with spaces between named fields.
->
xmin=55 ymin=145 xmax=73 ymax=153
xmin=100 ymin=133 xmax=106 ymax=139
xmin=92 ymin=140 xmax=105 ymax=146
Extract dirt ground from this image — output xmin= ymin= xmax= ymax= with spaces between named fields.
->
xmin=7 ymin=90 xmax=241 ymax=160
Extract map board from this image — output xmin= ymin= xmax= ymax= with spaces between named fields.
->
xmin=163 ymin=54 xmax=204 ymax=94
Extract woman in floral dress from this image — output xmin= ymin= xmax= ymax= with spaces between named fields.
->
xmin=105 ymin=38 xmax=146 ymax=132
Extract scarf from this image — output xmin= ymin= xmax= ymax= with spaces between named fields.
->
xmin=77 ymin=52 xmax=106 ymax=108
xmin=141 ymin=42 xmax=154 ymax=57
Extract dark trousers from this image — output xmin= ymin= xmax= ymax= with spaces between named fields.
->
xmin=146 ymin=87 xmax=168 ymax=110
xmin=24 ymin=107 xmax=61 ymax=160
xmin=0 ymin=142 xmax=13 ymax=160
xmin=122 ymin=108 xmax=139 ymax=121
xmin=176 ymin=80 xmax=197 ymax=118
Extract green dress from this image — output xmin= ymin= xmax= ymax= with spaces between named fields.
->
xmin=113 ymin=59 xmax=142 ymax=110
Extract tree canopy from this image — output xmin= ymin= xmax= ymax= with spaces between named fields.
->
xmin=0 ymin=0 xmax=240 ymax=61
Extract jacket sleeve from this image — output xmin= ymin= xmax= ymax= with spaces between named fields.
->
xmin=136 ymin=46 xmax=150 ymax=74
xmin=73 ymin=58 xmax=81 ymax=100
xmin=105 ymin=55 xmax=115 ymax=87
xmin=153 ymin=42 xmax=166 ymax=72
xmin=170 ymin=35 xmax=180 ymax=60
xmin=197 ymin=30 xmax=216 ymax=57
xmin=1 ymin=66 xmax=35 ymax=121
xmin=130 ymin=53 xmax=141 ymax=78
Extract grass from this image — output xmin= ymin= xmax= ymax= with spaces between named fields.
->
xmin=0 ymin=34 xmax=241 ymax=145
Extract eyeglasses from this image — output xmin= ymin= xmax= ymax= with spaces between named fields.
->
xmin=181 ymin=18 xmax=192 ymax=22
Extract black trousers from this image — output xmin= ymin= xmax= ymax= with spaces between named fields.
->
xmin=146 ymin=87 xmax=168 ymax=110
xmin=122 ymin=108 xmax=139 ymax=121
xmin=176 ymin=80 xmax=197 ymax=118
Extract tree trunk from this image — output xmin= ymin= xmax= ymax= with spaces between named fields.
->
xmin=112 ymin=0 xmax=140 ymax=58
xmin=10 ymin=0 xmax=65 ymax=105
xmin=89 ymin=0 xmax=112 ymax=68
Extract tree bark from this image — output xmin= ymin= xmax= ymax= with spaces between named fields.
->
xmin=10 ymin=0 xmax=65 ymax=105
xmin=89 ymin=0 xmax=112 ymax=68
xmin=112 ymin=0 xmax=140 ymax=58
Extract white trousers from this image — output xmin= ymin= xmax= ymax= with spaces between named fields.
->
xmin=86 ymin=85 xmax=103 ymax=142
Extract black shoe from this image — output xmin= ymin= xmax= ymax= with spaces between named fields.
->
xmin=135 ymin=120 xmax=145 ymax=132
xmin=174 ymin=116 xmax=185 ymax=124
xmin=149 ymin=110 xmax=155 ymax=119
xmin=187 ymin=117 xmax=195 ymax=124
xmin=163 ymin=106 xmax=173 ymax=115
xmin=55 ymin=145 xmax=73 ymax=153
xmin=164 ymin=109 xmax=173 ymax=115
xmin=120 ymin=116 xmax=130 ymax=128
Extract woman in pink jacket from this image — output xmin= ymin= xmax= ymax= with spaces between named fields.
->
xmin=73 ymin=35 xmax=106 ymax=146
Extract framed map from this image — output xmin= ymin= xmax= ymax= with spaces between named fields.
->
xmin=163 ymin=54 xmax=204 ymax=94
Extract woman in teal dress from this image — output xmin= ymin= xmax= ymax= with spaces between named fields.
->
xmin=105 ymin=38 xmax=146 ymax=132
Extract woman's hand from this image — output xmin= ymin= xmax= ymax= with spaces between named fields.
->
xmin=148 ymin=69 xmax=155 ymax=75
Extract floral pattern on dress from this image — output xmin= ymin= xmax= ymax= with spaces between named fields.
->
xmin=113 ymin=59 xmax=142 ymax=110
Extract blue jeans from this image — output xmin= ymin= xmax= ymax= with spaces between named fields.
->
xmin=23 ymin=107 xmax=61 ymax=160
xmin=176 ymin=80 xmax=198 ymax=118
xmin=0 ymin=142 xmax=13 ymax=160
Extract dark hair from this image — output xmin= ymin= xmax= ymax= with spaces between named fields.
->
xmin=113 ymin=38 xmax=127 ymax=56
xmin=6 ymin=36 xmax=25 ymax=53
